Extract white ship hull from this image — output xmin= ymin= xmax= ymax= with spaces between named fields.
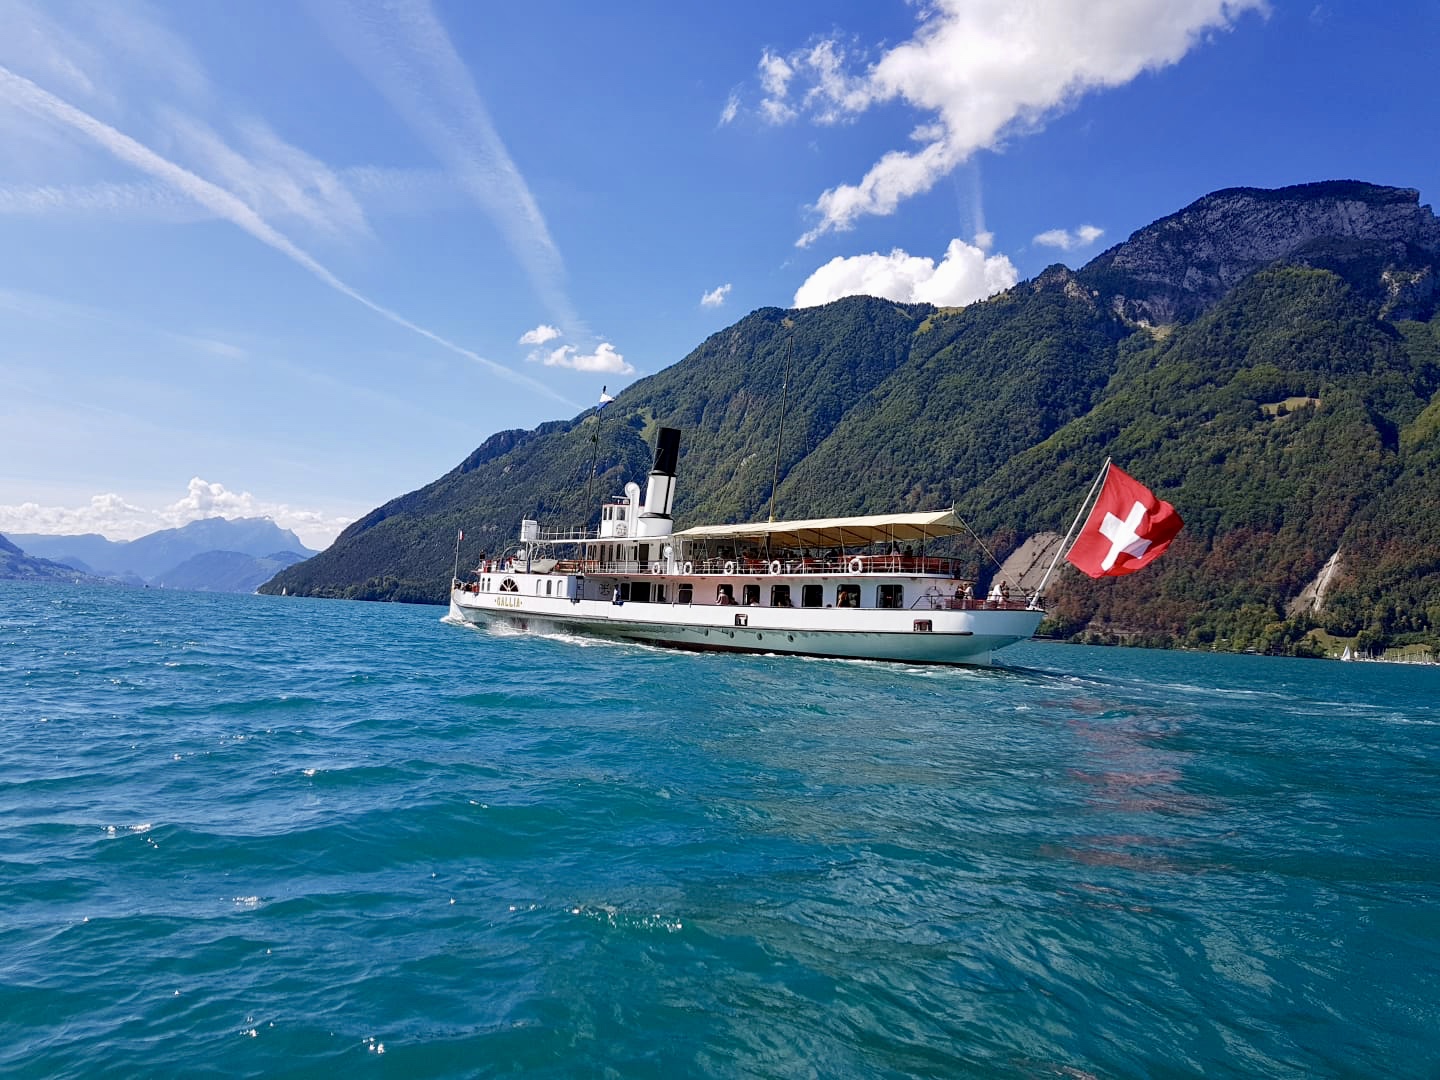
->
xmin=449 ymin=584 xmax=1042 ymax=666
xmin=446 ymin=425 xmax=1046 ymax=666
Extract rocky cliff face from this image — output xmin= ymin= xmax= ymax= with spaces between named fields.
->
xmin=1080 ymin=181 xmax=1440 ymax=325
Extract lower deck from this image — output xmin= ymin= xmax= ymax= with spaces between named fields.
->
xmin=448 ymin=570 xmax=1043 ymax=665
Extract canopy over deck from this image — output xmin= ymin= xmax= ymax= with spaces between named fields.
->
xmin=671 ymin=509 xmax=966 ymax=550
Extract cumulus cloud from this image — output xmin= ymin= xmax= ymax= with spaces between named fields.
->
xmin=750 ymin=0 xmax=1263 ymax=245
xmin=700 ymin=283 xmax=732 ymax=308
xmin=519 ymin=323 xmax=561 ymax=345
xmin=535 ymin=342 xmax=634 ymax=374
xmin=794 ymin=238 xmax=1018 ymax=309
xmin=1034 ymin=224 xmax=1105 ymax=251
xmin=0 ymin=478 xmax=352 ymax=549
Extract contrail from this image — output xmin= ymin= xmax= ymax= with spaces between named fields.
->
xmin=0 ymin=63 xmax=578 ymax=409
xmin=310 ymin=0 xmax=589 ymax=342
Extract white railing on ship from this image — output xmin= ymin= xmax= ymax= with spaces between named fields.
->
xmin=556 ymin=555 xmax=964 ymax=576
xmin=534 ymin=526 xmax=595 ymax=542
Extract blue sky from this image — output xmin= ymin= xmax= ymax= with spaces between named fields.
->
xmin=2 ymin=0 xmax=1436 ymax=548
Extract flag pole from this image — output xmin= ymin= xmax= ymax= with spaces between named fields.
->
xmin=452 ymin=528 xmax=463 ymax=589
xmin=1033 ymin=457 xmax=1111 ymax=606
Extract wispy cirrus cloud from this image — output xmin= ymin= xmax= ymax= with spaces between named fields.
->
xmin=309 ymin=0 xmax=586 ymax=339
xmin=743 ymin=0 xmax=1265 ymax=246
xmin=1034 ymin=224 xmax=1105 ymax=251
xmin=0 ymin=63 xmax=576 ymax=407
xmin=0 ymin=284 xmax=247 ymax=359
xmin=0 ymin=166 xmax=460 ymax=225
xmin=161 ymin=110 xmax=372 ymax=240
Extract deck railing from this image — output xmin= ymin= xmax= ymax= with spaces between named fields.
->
xmin=541 ymin=555 xmax=968 ymax=576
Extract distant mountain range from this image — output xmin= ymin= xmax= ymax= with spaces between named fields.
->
xmin=2 ymin=517 xmax=316 ymax=593
xmin=257 ymin=179 xmax=1436 ymax=655
xmin=0 ymin=534 xmax=110 ymax=584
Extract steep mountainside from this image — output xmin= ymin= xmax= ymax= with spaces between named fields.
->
xmin=262 ymin=181 xmax=1440 ymax=654
xmin=1080 ymin=181 xmax=1440 ymax=325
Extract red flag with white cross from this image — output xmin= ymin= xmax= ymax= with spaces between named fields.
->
xmin=1065 ymin=464 xmax=1183 ymax=578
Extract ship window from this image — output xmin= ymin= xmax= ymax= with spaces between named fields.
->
xmin=678 ymin=583 xmax=693 ymax=605
xmin=536 ymin=580 xmax=543 ymax=595
xmin=631 ymin=580 xmax=652 ymax=603
xmin=742 ymin=583 xmax=760 ymax=606
xmin=639 ymin=544 xmax=650 ymax=563
xmin=546 ymin=580 xmax=553 ymax=596
xmin=801 ymin=584 xmax=823 ymax=608
xmin=616 ymin=581 xmax=631 ymax=601
xmin=654 ymin=584 xmax=666 ymax=603
xmin=501 ymin=578 xmax=518 ymax=593
xmin=770 ymin=584 xmax=792 ymax=607
xmin=877 ymin=584 xmax=903 ymax=609
xmin=836 ymin=584 xmax=860 ymax=608
xmin=716 ymin=584 xmax=734 ymax=604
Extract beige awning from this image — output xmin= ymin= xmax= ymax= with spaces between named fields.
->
xmin=671 ymin=509 xmax=966 ymax=550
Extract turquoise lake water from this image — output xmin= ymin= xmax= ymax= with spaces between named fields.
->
xmin=2 ymin=579 xmax=1438 ymax=1077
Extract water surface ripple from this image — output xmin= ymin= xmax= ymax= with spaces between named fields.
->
xmin=2 ymin=582 xmax=1437 ymax=1077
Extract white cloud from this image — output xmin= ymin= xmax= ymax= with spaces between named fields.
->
xmin=162 ymin=111 xmax=372 ymax=239
xmin=535 ymin=342 xmax=634 ymax=374
xmin=0 ymin=478 xmax=352 ymax=549
xmin=0 ymin=63 xmax=575 ymax=408
xmin=757 ymin=0 xmax=1263 ymax=245
xmin=700 ymin=283 xmax=732 ymax=308
xmin=719 ymin=92 xmax=739 ymax=126
xmin=1034 ymin=224 xmax=1105 ymax=251
xmin=519 ymin=324 xmax=561 ymax=345
xmin=794 ymin=238 xmax=1017 ymax=309
xmin=311 ymin=0 xmax=585 ymax=339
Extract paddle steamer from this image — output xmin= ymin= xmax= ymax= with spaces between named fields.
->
xmin=447 ymin=428 xmax=1043 ymax=664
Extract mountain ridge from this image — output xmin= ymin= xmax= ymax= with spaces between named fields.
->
xmin=3 ymin=517 xmax=315 ymax=591
xmin=261 ymin=180 xmax=1440 ymax=655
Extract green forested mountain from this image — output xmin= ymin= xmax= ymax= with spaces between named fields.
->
xmin=263 ymin=181 xmax=1440 ymax=654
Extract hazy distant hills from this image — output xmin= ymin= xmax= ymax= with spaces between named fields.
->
xmin=0 ymin=534 xmax=110 ymax=584
xmin=150 ymin=549 xmax=311 ymax=593
xmin=262 ymin=181 xmax=1440 ymax=655
xmin=3 ymin=517 xmax=315 ymax=592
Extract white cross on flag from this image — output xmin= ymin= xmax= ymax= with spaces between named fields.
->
xmin=1065 ymin=464 xmax=1183 ymax=579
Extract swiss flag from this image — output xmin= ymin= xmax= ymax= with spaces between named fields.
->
xmin=1065 ymin=464 xmax=1183 ymax=578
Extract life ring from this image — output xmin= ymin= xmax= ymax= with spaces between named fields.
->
xmin=768 ymin=560 xmax=781 ymax=575
xmin=682 ymin=561 xmax=693 ymax=575
xmin=651 ymin=561 xmax=663 ymax=574
xmin=848 ymin=556 xmax=864 ymax=574
xmin=723 ymin=560 xmax=736 ymax=575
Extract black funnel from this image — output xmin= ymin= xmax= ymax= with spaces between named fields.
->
xmin=652 ymin=428 xmax=681 ymax=476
